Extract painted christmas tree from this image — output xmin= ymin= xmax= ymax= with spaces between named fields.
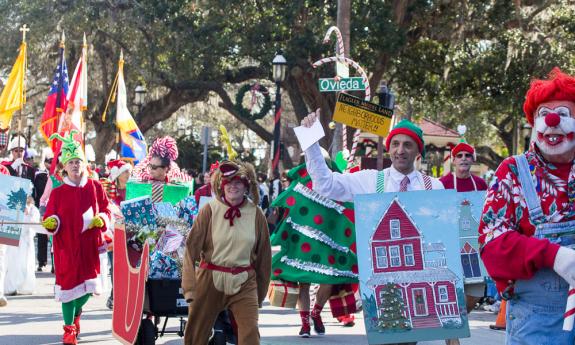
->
xmin=377 ymin=283 xmax=411 ymax=330
xmin=270 ymin=161 xmax=358 ymax=285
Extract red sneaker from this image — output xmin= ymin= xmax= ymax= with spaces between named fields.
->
xmin=73 ymin=309 xmax=82 ymax=337
xmin=299 ymin=324 xmax=311 ymax=338
xmin=62 ymin=325 xmax=77 ymax=345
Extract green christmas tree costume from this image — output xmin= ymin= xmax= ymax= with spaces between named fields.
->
xmin=270 ymin=162 xmax=358 ymax=285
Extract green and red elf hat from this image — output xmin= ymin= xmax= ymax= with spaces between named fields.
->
xmin=385 ymin=119 xmax=425 ymax=157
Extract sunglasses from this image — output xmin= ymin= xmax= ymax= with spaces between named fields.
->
xmin=455 ymin=153 xmax=473 ymax=159
xmin=45 ymin=159 xmax=53 ymax=163
xmin=149 ymin=164 xmax=167 ymax=170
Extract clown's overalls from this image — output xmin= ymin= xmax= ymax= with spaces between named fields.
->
xmin=507 ymin=154 xmax=575 ymax=345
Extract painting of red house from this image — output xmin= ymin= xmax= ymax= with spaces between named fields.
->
xmin=366 ymin=198 xmax=462 ymax=330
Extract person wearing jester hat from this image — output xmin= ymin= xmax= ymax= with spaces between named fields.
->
xmin=41 ymin=131 xmax=112 ymax=345
xmin=439 ymin=128 xmax=488 ymax=193
xmin=479 ymin=68 xmax=575 ymax=344
xmin=182 ymin=158 xmax=271 ymax=345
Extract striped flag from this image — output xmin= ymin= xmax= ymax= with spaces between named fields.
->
xmin=115 ymin=51 xmax=147 ymax=163
xmin=63 ymin=33 xmax=87 ymax=138
xmin=39 ymin=36 xmax=68 ymax=147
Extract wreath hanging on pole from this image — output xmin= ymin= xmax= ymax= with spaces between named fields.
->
xmin=234 ymin=83 xmax=272 ymax=120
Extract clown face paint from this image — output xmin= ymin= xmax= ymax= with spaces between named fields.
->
xmin=531 ymin=100 xmax=575 ymax=162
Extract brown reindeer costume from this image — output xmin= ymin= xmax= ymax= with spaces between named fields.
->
xmin=182 ymin=160 xmax=271 ymax=345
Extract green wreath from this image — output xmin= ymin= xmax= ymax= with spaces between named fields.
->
xmin=234 ymin=83 xmax=272 ymax=120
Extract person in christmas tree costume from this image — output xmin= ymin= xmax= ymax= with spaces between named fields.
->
xmin=479 ymin=68 xmax=575 ymax=344
xmin=182 ymin=159 xmax=271 ymax=345
xmin=41 ymin=131 xmax=112 ymax=345
xmin=270 ymin=153 xmax=359 ymax=337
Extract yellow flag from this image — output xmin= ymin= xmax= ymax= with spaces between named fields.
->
xmin=0 ymin=42 xmax=27 ymax=129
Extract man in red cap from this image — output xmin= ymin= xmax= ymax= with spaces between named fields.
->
xmin=479 ymin=68 xmax=575 ymax=344
xmin=440 ymin=139 xmax=488 ymax=192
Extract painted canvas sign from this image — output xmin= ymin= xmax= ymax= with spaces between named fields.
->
xmin=355 ymin=190 xmax=470 ymax=344
xmin=0 ymin=174 xmax=32 ymax=246
xmin=456 ymin=191 xmax=487 ymax=284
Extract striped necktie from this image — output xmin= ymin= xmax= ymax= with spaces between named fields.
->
xmin=399 ymin=176 xmax=410 ymax=192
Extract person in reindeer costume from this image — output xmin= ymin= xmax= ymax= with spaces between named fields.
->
xmin=41 ymin=131 xmax=112 ymax=345
xmin=182 ymin=152 xmax=271 ymax=344
xmin=479 ymin=68 xmax=575 ymax=344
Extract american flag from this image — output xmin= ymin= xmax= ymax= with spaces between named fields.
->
xmin=39 ymin=44 xmax=69 ymax=149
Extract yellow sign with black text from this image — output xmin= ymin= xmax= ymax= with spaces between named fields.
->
xmin=332 ymin=93 xmax=393 ymax=137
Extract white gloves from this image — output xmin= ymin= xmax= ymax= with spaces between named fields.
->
xmin=553 ymin=247 xmax=575 ymax=286
xmin=11 ymin=157 xmax=24 ymax=170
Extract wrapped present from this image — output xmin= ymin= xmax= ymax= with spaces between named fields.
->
xmin=149 ymin=251 xmax=180 ymax=279
xmin=328 ymin=285 xmax=359 ymax=317
xmin=177 ymin=196 xmax=199 ymax=227
xmin=126 ymin=181 xmax=192 ymax=205
xmin=120 ymin=196 xmax=157 ymax=229
xmin=267 ymin=280 xmax=299 ymax=308
xmin=156 ymin=227 xmax=184 ymax=254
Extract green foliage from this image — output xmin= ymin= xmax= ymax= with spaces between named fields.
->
xmin=175 ymin=136 xmax=222 ymax=173
xmin=377 ymin=283 xmax=411 ymax=331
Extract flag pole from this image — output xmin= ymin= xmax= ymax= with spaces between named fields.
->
xmin=17 ymin=24 xmax=29 ymax=141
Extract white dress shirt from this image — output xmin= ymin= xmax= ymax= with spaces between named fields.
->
xmin=304 ymin=142 xmax=443 ymax=202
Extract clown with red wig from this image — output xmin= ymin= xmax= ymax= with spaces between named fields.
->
xmin=479 ymin=68 xmax=575 ymax=344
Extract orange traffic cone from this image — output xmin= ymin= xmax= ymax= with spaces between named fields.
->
xmin=489 ymin=300 xmax=506 ymax=331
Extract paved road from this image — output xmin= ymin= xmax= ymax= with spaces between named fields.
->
xmin=0 ymin=272 xmax=505 ymax=345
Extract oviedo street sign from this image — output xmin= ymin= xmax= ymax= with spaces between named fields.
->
xmin=332 ymin=93 xmax=393 ymax=137
xmin=318 ymin=77 xmax=366 ymax=92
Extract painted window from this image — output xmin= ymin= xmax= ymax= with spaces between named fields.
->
xmin=403 ymin=244 xmax=415 ymax=266
xmin=389 ymin=246 xmax=401 ymax=267
xmin=438 ymin=285 xmax=449 ymax=302
xmin=375 ymin=246 xmax=388 ymax=268
xmin=461 ymin=252 xmax=482 ymax=278
xmin=412 ymin=288 xmax=429 ymax=316
xmin=461 ymin=219 xmax=471 ymax=231
xmin=390 ymin=219 xmax=401 ymax=239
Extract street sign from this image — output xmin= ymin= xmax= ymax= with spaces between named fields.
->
xmin=318 ymin=77 xmax=366 ymax=92
xmin=332 ymin=93 xmax=393 ymax=137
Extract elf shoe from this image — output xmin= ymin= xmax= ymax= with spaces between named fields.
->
xmin=299 ymin=324 xmax=311 ymax=338
xmin=62 ymin=325 xmax=77 ymax=345
xmin=311 ymin=315 xmax=325 ymax=335
xmin=73 ymin=309 xmax=82 ymax=337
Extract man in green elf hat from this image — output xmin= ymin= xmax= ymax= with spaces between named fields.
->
xmin=41 ymin=131 xmax=112 ymax=345
xmin=300 ymin=109 xmax=443 ymax=201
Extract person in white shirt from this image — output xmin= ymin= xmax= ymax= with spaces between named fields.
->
xmin=300 ymin=109 xmax=443 ymax=202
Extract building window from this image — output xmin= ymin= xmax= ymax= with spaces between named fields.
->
xmin=390 ymin=219 xmax=400 ymax=239
xmin=461 ymin=219 xmax=470 ymax=231
xmin=375 ymin=246 xmax=388 ymax=268
xmin=438 ymin=285 xmax=449 ymax=302
xmin=403 ymin=244 xmax=415 ymax=266
xmin=389 ymin=246 xmax=401 ymax=267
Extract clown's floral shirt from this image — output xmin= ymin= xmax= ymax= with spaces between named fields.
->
xmin=478 ymin=146 xmax=575 ymax=291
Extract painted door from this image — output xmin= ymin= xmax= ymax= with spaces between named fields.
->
xmin=412 ymin=288 xmax=428 ymax=316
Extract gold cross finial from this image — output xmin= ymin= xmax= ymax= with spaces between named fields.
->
xmin=19 ymin=24 xmax=29 ymax=42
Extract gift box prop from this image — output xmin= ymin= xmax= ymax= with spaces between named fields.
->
xmin=120 ymin=196 xmax=158 ymax=252
xmin=176 ymin=196 xmax=199 ymax=226
xmin=149 ymin=250 xmax=180 ymax=279
xmin=267 ymin=280 xmax=299 ymax=308
xmin=126 ymin=180 xmax=192 ymax=205
xmin=329 ymin=284 xmax=360 ymax=318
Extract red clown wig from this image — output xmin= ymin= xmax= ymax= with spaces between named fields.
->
xmin=523 ymin=67 xmax=575 ymax=125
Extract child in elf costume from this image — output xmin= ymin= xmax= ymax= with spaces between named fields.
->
xmin=41 ymin=132 xmax=112 ymax=345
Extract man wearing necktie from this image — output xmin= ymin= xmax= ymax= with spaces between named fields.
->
xmin=299 ymin=110 xmax=443 ymax=203
xmin=299 ymin=111 xmax=443 ymax=345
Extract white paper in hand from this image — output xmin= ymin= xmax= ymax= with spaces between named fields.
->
xmin=293 ymin=119 xmax=325 ymax=151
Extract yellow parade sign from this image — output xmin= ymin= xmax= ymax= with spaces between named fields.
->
xmin=332 ymin=93 xmax=393 ymax=137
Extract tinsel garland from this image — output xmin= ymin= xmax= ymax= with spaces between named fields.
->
xmin=280 ymin=256 xmax=358 ymax=279
xmin=293 ymin=183 xmax=345 ymax=214
xmin=286 ymin=217 xmax=349 ymax=253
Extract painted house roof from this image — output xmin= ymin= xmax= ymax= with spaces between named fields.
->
xmin=424 ymin=242 xmax=446 ymax=252
xmin=366 ymin=267 xmax=459 ymax=286
xmin=370 ymin=197 xmax=422 ymax=240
